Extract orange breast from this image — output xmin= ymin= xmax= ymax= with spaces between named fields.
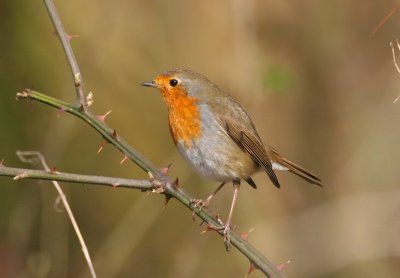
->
xmin=161 ymin=87 xmax=202 ymax=148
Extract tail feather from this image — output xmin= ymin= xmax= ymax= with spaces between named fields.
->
xmin=268 ymin=146 xmax=322 ymax=187
xmin=277 ymin=156 xmax=322 ymax=186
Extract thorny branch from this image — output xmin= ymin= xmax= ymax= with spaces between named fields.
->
xmin=0 ymin=164 xmax=153 ymax=191
xmin=15 ymin=89 xmax=286 ymax=278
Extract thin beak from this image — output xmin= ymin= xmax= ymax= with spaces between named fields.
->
xmin=141 ymin=80 xmax=159 ymax=88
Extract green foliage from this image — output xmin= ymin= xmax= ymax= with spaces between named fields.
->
xmin=263 ymin=65 xmax=294 ymax=94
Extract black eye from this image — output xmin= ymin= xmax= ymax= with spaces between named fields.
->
xmin=169 ymin=79 xmax=178 ymax=87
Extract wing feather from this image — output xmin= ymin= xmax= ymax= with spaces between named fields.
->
xmin=224 ymin=122 xmax=281 ymax=188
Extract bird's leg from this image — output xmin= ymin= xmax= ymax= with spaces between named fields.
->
xmin=223 ymin=180 xmax=240 ymax=250
xmin=204 ymin=182 xmax=227 ymax=206
xmin=190 ymin=182 xmax=226 ymax=213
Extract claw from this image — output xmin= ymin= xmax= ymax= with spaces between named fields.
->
xmin=189 ymin=198 xmax=210 ymax=220
xmin=223 ymin=225 xmax=232 ymax=251
xmin=190 ymin=198 xmax=210 ymax=210
xmin=200 ymin=222 xmax=225 ymax=234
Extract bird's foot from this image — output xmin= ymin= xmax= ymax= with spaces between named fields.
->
xmin=190 ymin=197 xmax=210 ymax=210
xmin=202 ymin=221 xmax=233 ymax=251
xmin=223 ymin=225 xmax=232 ymax=251
xmin=189 ymin=197 xmax=211 ymax=220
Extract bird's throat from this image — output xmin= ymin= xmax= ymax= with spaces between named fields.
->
xmin=164 ymin=93 xmax=202 ymax=148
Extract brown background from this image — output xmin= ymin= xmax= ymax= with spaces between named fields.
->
xmin=1 ymin=1 xmax=400 ymax=277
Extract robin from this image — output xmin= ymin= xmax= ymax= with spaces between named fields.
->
xmin=142 ymin=69 xmax=322 ymax=249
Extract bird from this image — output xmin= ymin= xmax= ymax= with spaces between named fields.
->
xmin=141 ymin=69 xmax=322 ymax=249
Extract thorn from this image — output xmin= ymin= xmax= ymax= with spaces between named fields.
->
xmin=66 ymin=33 xmax=79 ymax=41
xmin=97 ymin=110 xmax=112 ymax=122
xmin=162 ymin=195 xmax=172 ymax=210
xmin=200 ymin=222 xmax=224 ymax=234
xmin=97 ymin=140 xmax=108 ymax=153
xmin=74 ymin=73 xmax=81 ymax=87
xmin=277 ymin=260 xmax=291 ymax=271
xmin=160 ymin=162 xmax=173 ymax=175
xmin=79 ymin=103 xmax=86 ymax=112
xmin=57 ymin=107 xmax=65 ymax=118
xmin=112 ymin=183 xmax=120 ymax=188
xmin=112 ymin=129 xmax=118 ymax=138
xmin=174 ymin=177 xmax=179 ymax=186
xmin=241 ymin=228 xmax=255 ymax=241
xmin=0 ymin=159 xmax=4 ymax=167
xmin=14 ymin=172 xmax=29 ymax=180
xmin=214 ymin=214 xmax=224 ymax=226
xmin=50 ymin=165 xmax=59 ymax=174
xmin=86 ymin=91 xmax=94 ymax=107
xmin=394 ymin=95 xmax=400 ymax=103
xmin=245 ymin=262 xmax=258 ymax=278
xmin=200 ymin=224 xmax=217 ymax=234
xmin=120 ymin=154 xmax=128 ymax=164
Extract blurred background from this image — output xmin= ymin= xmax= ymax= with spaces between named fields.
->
xmin=1 ymin=0 xmax=400 ymax=277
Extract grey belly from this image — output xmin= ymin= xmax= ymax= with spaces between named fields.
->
xmin=176 ymin=126 xmax=257 ymax=182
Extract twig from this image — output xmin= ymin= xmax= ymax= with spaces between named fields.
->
xmin=43 ymin=0 xmax=86 ymax=107
xmin=1 ymin=165 xmax=153 ymax=190
xmin=370 ymin=4 xmax=400 ymax=36
xmin=390 ymin=40 xmax=400 ymax=103
xmin=15 ymin=151 xmax=97 ymax=278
